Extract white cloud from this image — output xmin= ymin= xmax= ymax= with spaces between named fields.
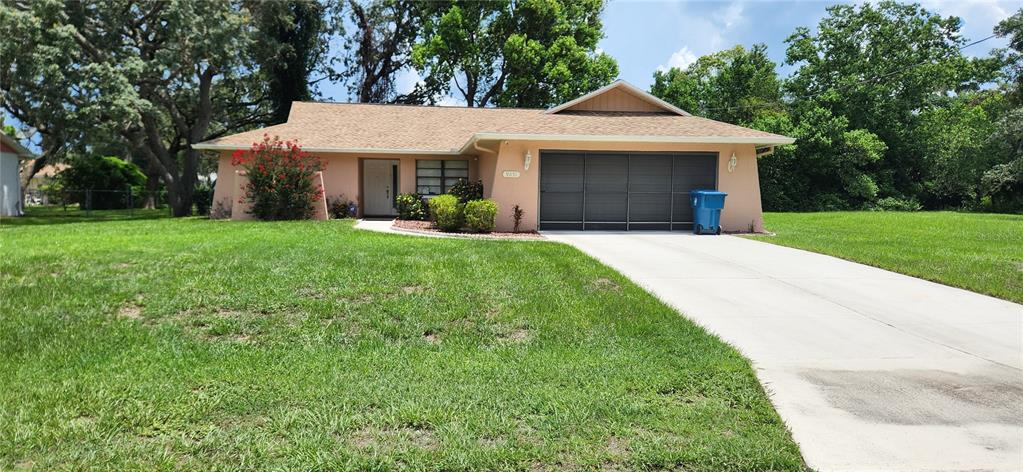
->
xmin=657 ymin=46 xmax=698 ymax=72
xmin=655 ymin=1 xmax=748 ymax=73
xmin=393 ymin=68 xmax=425 ymax=96
xmin=714 ymin=1 xmax=746 ymax=30
xmin=917 ymin=0 xmax=1014 ymax=56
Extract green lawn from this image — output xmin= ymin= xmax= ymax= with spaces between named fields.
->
xmin=749 ymin=211 xmax=1023 ymax=304
xmin=4 ymin=205 xmax=171 ymax=226
xmin=1 ymin=212 xmax=804 ymax=470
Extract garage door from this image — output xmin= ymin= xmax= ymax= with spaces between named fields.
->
xmin=539 ymin=151 xmax=717 ymax=230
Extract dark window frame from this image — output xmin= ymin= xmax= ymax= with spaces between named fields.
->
xmin=416 ymin=159 xmax=469 ymax=195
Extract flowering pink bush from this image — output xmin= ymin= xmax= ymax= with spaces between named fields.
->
xmin=232 ymin=135 xmax=325 ymax=220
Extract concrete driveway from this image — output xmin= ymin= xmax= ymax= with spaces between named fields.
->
xmin=544 ymin=232 xmax=1023 ymax=471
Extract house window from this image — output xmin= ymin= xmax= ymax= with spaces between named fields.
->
xmin=416 ymin=160 xmax=469 ymax=195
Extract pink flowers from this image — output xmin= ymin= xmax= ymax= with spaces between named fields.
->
xmin=231 ymin=135 xmax=326 ymax=220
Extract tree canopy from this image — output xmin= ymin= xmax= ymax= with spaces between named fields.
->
xmin=0 ymin=0 xmax=303 ymax=215
xmin=410 ymin=0 xmax=618 ymax=107
xmin=2 ymin=0 xmax=1020 ymax=216
xmin=652 ymin=2 xmax=1022 ymax=213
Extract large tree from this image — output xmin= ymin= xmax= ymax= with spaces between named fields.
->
xmin=650 ymin=44 xmax=782 ymax=126
xmin=2 ymin=0 xmax=271 ymax=216
xmin=0 ymin=2 xmax=77 ymax=192
xmin=250 ymin=0 xmax=329 ymax=124
xmin=649 ymin=43 xmax=888 ymax=211
xmin=411 ymin=0 xmax=618 ymax=108
xmin=784 ymin=1 xmax=998 ymax=200
xmin=980 ymin=8 xmax=1023 ymax=211
xmin=332 ymin=0 xmax=425 ymax=103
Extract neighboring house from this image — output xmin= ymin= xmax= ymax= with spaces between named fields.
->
xmin=22 ymin=163 xmax=68 ymax=205
xmin=1 ymin=134 xmax=35 ymax=217
xmin=24 ymin=163 xmax=67 ymax=192
xmin=196 ymin=80 xmax=794 ymax=232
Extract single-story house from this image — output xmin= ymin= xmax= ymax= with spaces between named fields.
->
xmin=1 ymin=133 xmax=35 ymax=217
xmin=196 ymin=80 xmax=794 ymax=232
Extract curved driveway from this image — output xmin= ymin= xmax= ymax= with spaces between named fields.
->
xmin=545 ymin=232 xmax=1023 ymax=471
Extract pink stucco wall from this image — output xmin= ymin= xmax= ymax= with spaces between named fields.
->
xmin=212 ymin=151 xmax=478 ymax=219
xmin=475 ymin=140 xmax=764 ymax=232
xmin=211 ymin=141 xmax=763 ymax=231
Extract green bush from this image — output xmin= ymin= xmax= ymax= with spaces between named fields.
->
xmin=57 ymin=155 xmax=147 ymax=209
xmin=428 ymin=194 xmax=463 ymax=231
xmin=233 ymin=135 xmax=325 ymax=220
xmin=464 ymin=199 xmax=498 ymax=232
xmin=396 ymin=193 xmax=427 ymax=220
xmin=981 ymin=159 xmax=1023 ymax=213
xmin=194 ymin=181 xmax=214 ymax=216
xmin=327 ymin=196 xmax=355 ymax=219
xmin=872 ymin=196 xmax=923 ymax=212
xmin=448 ymin=179 xmax=483 ymax=203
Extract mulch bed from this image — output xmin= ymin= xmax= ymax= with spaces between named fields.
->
xmin=392 ymin=219 xmax=545 ymax=240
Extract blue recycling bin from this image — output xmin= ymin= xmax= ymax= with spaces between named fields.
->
xmin=691 ymin=190 xmax=727 ymax=235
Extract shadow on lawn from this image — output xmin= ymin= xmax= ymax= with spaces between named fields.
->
xmin=1 ymin=207 xmax=174 ymax=227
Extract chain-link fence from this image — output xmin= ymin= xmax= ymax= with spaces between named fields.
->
xmin=23 ymin=188 xmax=176 ymax=218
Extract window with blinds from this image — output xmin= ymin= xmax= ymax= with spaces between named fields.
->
xmin=416 ymin=160 xmax=469 ymax=195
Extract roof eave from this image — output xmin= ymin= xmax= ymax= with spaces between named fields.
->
xmin=460 ymin=133 xmax=795 ymax=153
xmin=192 ymin=143 xmax=462 ymax=155
xmin=1 ymin=134 xmax=36 ymax=158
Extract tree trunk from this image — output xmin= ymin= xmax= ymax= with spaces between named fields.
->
xmin=142 ymin=166 xmax=160 ymax=209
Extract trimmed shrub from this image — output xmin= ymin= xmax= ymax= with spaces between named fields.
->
xmin=464 ymin=199 xmax=498 ymax=232
xmin=232 ymin=135 xmax=326 ymax=220
xmin=396 ymin=193 xmax=427 ymax=220
xmin=448 ymin=179 xmax=483 ymax=203
xmin=428 ymin=194 xmax=463 ymax=231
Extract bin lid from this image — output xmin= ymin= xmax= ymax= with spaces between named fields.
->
xmin=691 ymin=190 xmax=728 ymax=196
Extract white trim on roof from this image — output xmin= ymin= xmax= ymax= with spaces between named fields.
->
xmin=195 ymin=132 xmax=796 ymax=156
xmin=0 ymin=134 xmax=36 ymax=158
xmin=457 ymin=132 xmax=795 ymax=154
xmin=192 ymin=142 xmax=462 ymax=155
xmin=545 ymin=80 xmax=692 ymax=116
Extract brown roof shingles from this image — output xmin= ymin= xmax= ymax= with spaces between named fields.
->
xmin=197 ymin=102 xmax=793 ymax=153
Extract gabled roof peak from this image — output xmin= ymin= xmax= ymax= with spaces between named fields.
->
xmin=546 ymin=79 xmax=691 ymax=116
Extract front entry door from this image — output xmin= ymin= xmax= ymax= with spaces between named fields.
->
xmin=363 ymin=159 xmax=399 ymax=216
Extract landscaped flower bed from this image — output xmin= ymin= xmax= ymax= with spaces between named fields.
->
xmin=392 ymin=219 xmax=544 ymax=239
xmin=392 ymin=181 xmax=542 ymax=239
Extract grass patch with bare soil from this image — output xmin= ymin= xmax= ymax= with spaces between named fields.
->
xmin=1 ymin=213 xmax=806 ymax=470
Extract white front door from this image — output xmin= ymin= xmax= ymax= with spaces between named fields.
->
xmin=363 ymin=159 xmax=399 ymax=216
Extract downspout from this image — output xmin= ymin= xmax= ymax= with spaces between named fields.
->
xmin=473 ymin=141 xmax=497 ymax=155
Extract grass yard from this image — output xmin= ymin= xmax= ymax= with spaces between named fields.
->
xmin=7 ymin=205 xmax=171 ymax=226
xmin=750 ymin=211 xmax=1023 ymax=304
xmin=0 ymin=212 xmax=805 ymax=470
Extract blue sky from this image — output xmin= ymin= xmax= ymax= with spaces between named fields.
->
xmin=320 ymin=0 xmax=1020 ymax=103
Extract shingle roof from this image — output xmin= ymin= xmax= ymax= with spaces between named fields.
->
xmin=195 ymin=101 xmax=794 ymax=154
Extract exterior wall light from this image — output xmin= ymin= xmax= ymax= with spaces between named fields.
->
xmin=524 ymin=150 xmax=532 ymax=170
xmin=727 ymin=152 xmax=737 ymax=173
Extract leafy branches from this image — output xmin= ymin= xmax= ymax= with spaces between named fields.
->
xmin=650 ymin=2 xmax=1022 ymax=212
xmin=411 ymin=0 xmax=617 ymax=107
